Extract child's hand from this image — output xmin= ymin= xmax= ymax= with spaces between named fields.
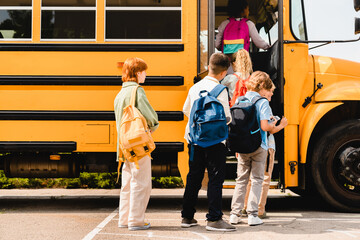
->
xmin=270 ymin=116 xmax=279 ymax=125
xmin=279 ymin=117 xmax=288 ymax=128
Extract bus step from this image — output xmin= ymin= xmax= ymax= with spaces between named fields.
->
xmin=222 ymin=181 xmax=280 ymax=189
xmin=270 ymin=181 xmax=280 ymax=189
xmin=223 ymin=180 xmax=235 ymax=189
xmin=225 ymin=157 xmax=237 ymax=180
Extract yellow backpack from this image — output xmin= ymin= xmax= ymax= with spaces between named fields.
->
xmin=118 ymin=86 xmax=156 ymax=171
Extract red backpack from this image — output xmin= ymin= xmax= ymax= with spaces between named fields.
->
xmin=222 ymin=18 xmax=250 ymax=54
xmin=230 ymin=74 xmax=250 ymax=107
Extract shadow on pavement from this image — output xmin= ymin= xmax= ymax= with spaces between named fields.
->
xmin=0 ymin=192 xmax=335 ymax=213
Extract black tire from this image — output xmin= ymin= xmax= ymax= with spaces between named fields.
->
xmin=311 ymin=120 xmax=360 ymax=212
xmin=288 ymin=187 xmax=316 ymax=197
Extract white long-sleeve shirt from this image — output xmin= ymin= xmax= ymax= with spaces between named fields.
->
xmin=215 ymin=18 xmax=270 ymax=51
xmin=183 ymin=76 xmax=232 ymax=143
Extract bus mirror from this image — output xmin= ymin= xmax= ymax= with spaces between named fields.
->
xmin=355 ymin=18 xmax=360 ymax=34
xmin=355 ymin=0 xmax=360 ymax=11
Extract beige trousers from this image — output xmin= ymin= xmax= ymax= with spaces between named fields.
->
xmin=118 ymin=155 xmax=152 ymax=227
xmin=230 ymin=147 xmax=267 ymax=217
xmin=244 ymin=148 xmax=275 ymax=215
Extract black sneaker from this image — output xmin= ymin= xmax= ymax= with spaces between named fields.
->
xmin=206 ymin=219 xmax=236 ymax=232
xmin=181 ymin=218 xmax=198 ymax=228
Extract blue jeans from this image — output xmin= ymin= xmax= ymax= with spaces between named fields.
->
xmin=181 ymin=143 xmax=226 ymax=221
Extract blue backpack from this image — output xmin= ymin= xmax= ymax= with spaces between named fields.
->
xmin=189 ymin=84 xmax=228 ymax=148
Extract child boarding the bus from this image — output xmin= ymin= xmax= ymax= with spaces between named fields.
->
xmin=229 ymin=71 xmax=287 ymax=226
xmin=114 ymin=57 xmax=159 ymax=231
xmin=181 ymin=53 xmax=236 ymax=232
xmin=215 ymin=0 xmax=270 ymax=53
xmin=215 ymin=0 xmax=270 ymax=74
xmin=221 ymin=49 xmax=253 ymax=107
xmin=234 ymin=77 xmax=288 ymax=221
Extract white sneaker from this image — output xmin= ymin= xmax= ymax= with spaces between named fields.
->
xmin=248 ymin=215 xmax=263 ymax=226
xmin=229 ymin=214 xmax=241 ymax=225
xmin=128 ymin=222 xmax=151 ymax=231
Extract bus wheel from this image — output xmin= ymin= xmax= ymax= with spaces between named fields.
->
xmin=311 ymin=120 xmax=360 ymax=212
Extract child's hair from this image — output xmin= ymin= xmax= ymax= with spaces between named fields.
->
xmin=232 ymin=49 xmax=253 ymax=76
xmin=122 ymin=57 xmax=148 ymax=83
xmin=208 ymin=53 xmax=230 ymax=75
xmin=246 ymin=71 xmax=275 ymax=92
xmin=227 ymin=0 xmax=248 ymax=18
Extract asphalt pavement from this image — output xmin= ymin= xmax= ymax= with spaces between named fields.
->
xmin=1 ymin=188 xmax=360 ymax=240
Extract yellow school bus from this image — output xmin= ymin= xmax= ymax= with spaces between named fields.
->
xmin=0 ymin=0 xmax=191 ymax=178
xmin=1 ymin=0 xmax=360 ymax=212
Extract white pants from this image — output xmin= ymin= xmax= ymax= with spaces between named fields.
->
xmin=118 ymin=155 xmax=152 ymax=227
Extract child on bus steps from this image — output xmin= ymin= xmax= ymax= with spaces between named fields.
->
xmin=237 ymin=81 xmax=288 ymax=220
xmin=114 ymin=57 xmax=159 ymax=231
xmin=221 ymin=49 xmax=253 ymax=107
xmin=215 ymin=0 xmax=270 ymax=52
xmin=229 ymin=71 xmax=287 ymax=226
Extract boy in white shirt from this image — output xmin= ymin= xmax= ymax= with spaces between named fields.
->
xmin=181 ymin=53 xmax=235 ymax=232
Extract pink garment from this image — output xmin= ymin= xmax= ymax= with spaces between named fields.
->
xmin=222 ymin=18 xmax=250 ymax=52
xmin=216 ymin=19 xmax=270 ymax=51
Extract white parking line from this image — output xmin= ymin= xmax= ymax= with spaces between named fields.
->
xmin=297 ymin=218 xmax=360 ymax=222
xmin=98 ymin=232 xmax=203 ymax=240
xmin=326 ymin=229 xmax=360 ymax=238
xmin=112 ymin=218 xmax=207 ymax=221
xmin=191 ymin=231 xmax=212 ymax=240
xmin=82 ymin=208 xmax=118 ymax=240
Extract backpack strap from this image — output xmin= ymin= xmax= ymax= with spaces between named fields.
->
xmin=233 ymin=73 xmax=242 ymax=81
xmin=199 ymin=90 xmax=208 ymax=98
xmin=116 ymin=160 xmax=123 ymax=183
xmin=228 ymin=17 xmax=248 ymax=22
xmin=130 ymin=85 xmax=140 ymax=106
xmin=228 ymin=17 xmax=236 ymax=23
xmin=251 ymin=95 xmax=267 ymax=104
xmin=233 ymin=74 xmax=248 ymax=93
xmin=233 ymin=74 xmax=250 ymax=86
xmin=209 ymin=84 xmax=226 ymax=98
xmin=116 ymin=148 xmax=125 ymax=183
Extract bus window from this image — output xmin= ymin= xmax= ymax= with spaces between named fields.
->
xmin=105 ymin=0 xmax=181 ymax=41
xmin=291 ymin=0 xmax=307 ymax=40
xmin=258 ymin=27 xmax=270 ymax=51
xmin=199 ymin=0 xmax=209 ymax=73
xmin=259 ymin=21 xmax=279 ymax=47
xmin=106 ymin=0 xmax=181 ymax=7
xmin=0 ymin=0 xmax=32 ymax=40
xmin=41 ymin=0 xmax=96 ymax=40
xmin=269 ymin=21 xmax=279 ymax=44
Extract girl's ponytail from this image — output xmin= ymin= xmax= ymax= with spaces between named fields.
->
xmin=233 ymin=49 xmax=253 ymax=77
